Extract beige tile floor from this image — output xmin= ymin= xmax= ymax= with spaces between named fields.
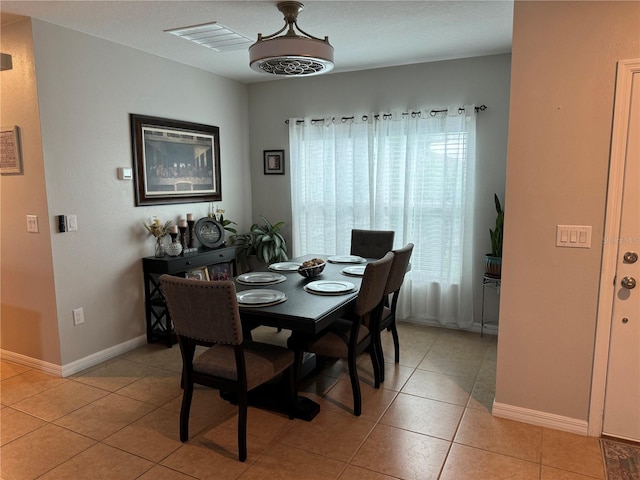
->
xmin=0 ymin=323 xmax=606 ymax=480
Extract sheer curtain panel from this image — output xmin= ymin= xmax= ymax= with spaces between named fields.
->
xmin=289 ymin=108 xmax=477 ymax=327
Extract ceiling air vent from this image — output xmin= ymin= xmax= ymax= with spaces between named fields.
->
xmin=165 ymin=22 xmax=253 ymax=52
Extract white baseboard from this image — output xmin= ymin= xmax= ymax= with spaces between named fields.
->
xmin=492 ymin=401 xmax=589 ymax=436
xmin=398 ymin=317 xmax=497 ymax=336
xmin=0 ymin=350 xmax=63 ymax=377
xmin=1 ymin=335 xmax=148 ymax=378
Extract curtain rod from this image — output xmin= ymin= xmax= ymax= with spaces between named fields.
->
xmin=285 ymin=104 xmax=487 ymax=125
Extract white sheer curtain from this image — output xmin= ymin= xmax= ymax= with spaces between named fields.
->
xmin=289 ymin=108 xmax=477 ymax=327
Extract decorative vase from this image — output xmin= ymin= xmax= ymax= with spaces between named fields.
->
xmin=155 ymin=237 xmax=166 ymax=257
xmin=166 ymin=240 xmax=183 ymax=257
xmin=484 ymin=254 xmax=502 ymax=278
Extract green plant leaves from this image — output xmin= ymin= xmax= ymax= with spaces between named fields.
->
xmin=489 ymin=193 xmax=504 ymax=257
xmin=234 ymin=215 xmax=289 ymax=266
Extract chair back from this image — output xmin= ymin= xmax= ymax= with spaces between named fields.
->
xmin=384 ymin=243 xmax=414 ymax=296
xmin=160 ymin=275 xmax=243 ymax=345
xmin=354 ymin=251 xmax=394 ymax=317
xmin=350 ymin=229 xmax=395 ymax=259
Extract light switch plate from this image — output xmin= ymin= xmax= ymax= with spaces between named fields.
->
xmin=67 ymin=214 xmax=78 ymax=232
xmin=117 ymin=167 xmax=132 ymax=180
xmin=556 ymin=225 xmax=592 ymax=248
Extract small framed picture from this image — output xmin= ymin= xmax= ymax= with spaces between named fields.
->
xmin=264 ymin=150 xmax=285 ymax=175
xmin=1 ymin=125 xmax=23 ymax=175
xmin=185 ymin=267 xmax=209 ymax=281
xmin=207 ymin=262 xmax=231 ymax=281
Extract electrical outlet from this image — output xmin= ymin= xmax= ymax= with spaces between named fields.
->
xmin=26 ymin=215 xmax=39 ymax=233
xmin=72 ymin=307 xmax=85 ymax=325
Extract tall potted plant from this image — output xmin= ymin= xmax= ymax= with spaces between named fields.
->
xmin=234 ymin=215 xmax=288 ymax=271
xmin=485 ymin=193 xmax=503 ymax=278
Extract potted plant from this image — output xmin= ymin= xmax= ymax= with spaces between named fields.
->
xmin=234 ymin=215 xmax=288 ymax=271
xmin=485 ymin=193 xmax=503 ymax=278
xmin=211 ymin=208 xmax=238 ymax=240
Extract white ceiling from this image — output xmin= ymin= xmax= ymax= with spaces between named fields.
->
xmin=0 ymin=1 xmax=513 ymax=84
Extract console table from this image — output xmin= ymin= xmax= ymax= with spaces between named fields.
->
xmin=142 ymin=246 xmax=237 ymax=346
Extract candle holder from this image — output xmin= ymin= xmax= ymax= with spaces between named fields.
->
xmin=166 ymin=232 xmax=183 ymax=256
xmin=187 ymin=220 xmax=195 ymax=249
xmin=178 ymin=226 xmax=188 ymax=253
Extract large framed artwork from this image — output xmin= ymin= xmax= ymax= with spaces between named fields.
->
xmin=130 ymin=114 xmax=221 ymax=206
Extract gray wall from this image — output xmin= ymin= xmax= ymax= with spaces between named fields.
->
xmin=1 ymin=19 xmax=253 ymax=367
xmin=247 ymin=54 xmax=512 ymax=325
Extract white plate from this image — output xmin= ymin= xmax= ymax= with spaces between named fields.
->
xmin=304 ymin=280 xmax=356 ymax=295
xmin=268 ymin=262 xmax=303 ymax=272
xmin=341 ymin=265 xmax=366 ymax=277
xmin=327 ymin=255 xmax=366 ymax=264
xmin=236 ymin=272 xmax=286 ymax=285
xmin=236 ymin=289 xmax=287 ymax=306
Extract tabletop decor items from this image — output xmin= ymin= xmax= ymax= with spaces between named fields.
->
xmin=236 ymin=289 xmax=287 ymax=307
xmin=341 ymin=265 xmax=366 ymax=277
xmin=236 ymin=272 xmax=287 ymax=285
xmin=144 ymin=216 xmax=172 ymax=257
xmin=327 ymin=255 xmax=366 ymax=264
xmin=178 ymin=219 xmax=189 ymax=253
xmin=303 ymin=280 xmax=356 ymax=295
xmin=187 ymin=213 xmax=196 ymax=249
xmin=298 ymin=258 xmax=326 ymax=278
xmin=166 ymin=225 xmax=183 ymax=256
xmin=269 ymin=262 xmax=303 ymax=272
xmin=194 ymin=217 xmax=225 ymax=249
xmin=209 ymin=205 xmax=238 ymax=236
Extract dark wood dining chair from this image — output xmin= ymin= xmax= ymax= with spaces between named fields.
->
xmin=159 ymin=275 xmax=296 ymax=462
xmin=350 ymin=229 xmax=395 ymax=259
xmin=372 ymin=243 xmax=414 ymax=386
xmin=289 ymin=252 xmax=394 ymax=416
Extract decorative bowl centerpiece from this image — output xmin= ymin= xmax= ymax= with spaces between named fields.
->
xmin=298 ymin=258 xmax=326 ymax=278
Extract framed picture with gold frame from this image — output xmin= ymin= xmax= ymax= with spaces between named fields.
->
xmin=184 ymin=267 xmax=210 ymax=281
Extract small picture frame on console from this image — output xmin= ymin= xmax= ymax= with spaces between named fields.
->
xmin=207 ymin=263 xmax=232 ymax=281
xmin=184 ymin=267 xmax=210 ymax=281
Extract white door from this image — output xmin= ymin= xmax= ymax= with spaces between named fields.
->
xmin=602 ymin=69 xmax=640 ymax=442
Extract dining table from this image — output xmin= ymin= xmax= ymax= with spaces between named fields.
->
xmin=232 ymin=253 xmax=369 ymax=420
xmin=235 ymin=254 xmax=365 ymax=334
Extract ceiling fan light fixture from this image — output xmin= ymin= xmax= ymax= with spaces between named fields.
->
xmin=249 ymin=1 xmax=334 ymax=76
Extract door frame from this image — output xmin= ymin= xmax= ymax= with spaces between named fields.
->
xmin=589 ymin=58 xmax=640 ymax=436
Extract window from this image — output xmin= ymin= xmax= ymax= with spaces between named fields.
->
xmin=289 ymin=108 xmax=477 ymax=327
